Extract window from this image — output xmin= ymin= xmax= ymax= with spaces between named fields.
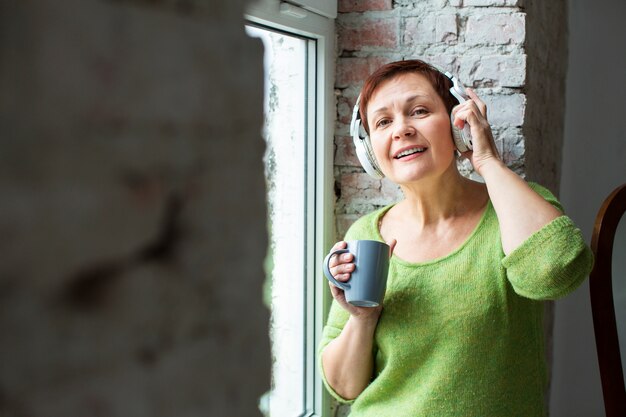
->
xmin=245 ymin=1 xmax=335 ymax=416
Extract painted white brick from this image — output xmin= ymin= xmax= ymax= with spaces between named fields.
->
xmin=459 ymin=54 xmax=526 ymax=87
xmin=465 ymin=0 xmax=521 ymax=5
xmin=485 ymin=93 xmax=526 ymax=126
xmin=404 ymin=16 xmax=437 ymax=45
xmin=429 ymin=55 xmax=459 ymax=74
xmin=335 ymin=135 xmax=361 ymax=167
xmin=336 ymin=214 xmax=360 ymax=239
xmin=337 ymin=96 xmax=353 ymax=124
xmin=465 ymin=0 xmax=505 ymax=5
xmin=340 ymin=173 xmax=389 ymax=206
xmin=465 ymin=13 xmax=526 ymax=45
xmin=501 ymin=132 xmax=525 ymax=166
xmin=436 ymin=14 xmax=458 ymax=43
xmin=449 ymin=0 xmax=463 ymax=6
xmin=380 ymin=179 xmax=404 ymax=201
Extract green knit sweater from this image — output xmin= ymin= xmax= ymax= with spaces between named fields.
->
xmin=319 ymin=183 xmax=593 ymax=417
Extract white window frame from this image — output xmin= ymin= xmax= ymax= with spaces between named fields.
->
xmin=245 ymin=1 xmax=335 ymax=416
xmin=288 ymin=0 xmax=337 ymax=19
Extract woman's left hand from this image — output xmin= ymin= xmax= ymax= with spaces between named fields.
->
xmin=450 ymin=88 xmax=501 ymax=175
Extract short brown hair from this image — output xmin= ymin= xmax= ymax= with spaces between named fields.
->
xmin=358 ymin=59 xmax=458 ymax=134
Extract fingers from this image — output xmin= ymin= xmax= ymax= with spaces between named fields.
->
xmin=332 ymin=259 xmax=354 ymax=281
xmin=329 ymin=281 xmax=346 ymax=300
xmin=451 ymin=89 xmax=488 ymax=124
xmin=451 ymin=110 xmax=466 ymax=130
xmin=328 ymin=241 xmax=354 ymax=282
xmin=452 ymin=101 xmax=486 ymax=127
xmin=331 ymin=241 xmax=347 ymax=251
xmin=465 ymin=88 xmax=487 ymax=117
xmin=328 ymin=249 xmax=353 ymax=269
xmin=451 ymin=94 xmax=499 ymax=164
xmin=386 ymin=238 xmax=397 ymax=257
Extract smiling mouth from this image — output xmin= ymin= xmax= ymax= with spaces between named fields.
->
xmin=394 ymin=147 xmax=427 ymax=159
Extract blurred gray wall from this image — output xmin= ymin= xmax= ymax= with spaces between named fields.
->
xmin=552 ymin=0 xmax=626 ymax=415
xmin=0 ymin=1 xmax=269 ymax=416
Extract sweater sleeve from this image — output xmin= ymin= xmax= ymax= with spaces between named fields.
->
xmin=502 ymin=183 xmax=594 ymax=300
xmin=317 ymin=213 xmax=378 ymax=404
xmin=318 ymin=299 xmax=355 ymax=404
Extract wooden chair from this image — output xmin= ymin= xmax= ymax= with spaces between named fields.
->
xmin=590 ymin=183 xmax=626 ymax=417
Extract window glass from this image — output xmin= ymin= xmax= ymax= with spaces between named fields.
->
xmin=246 ymin=24 xmax=309 ymax=416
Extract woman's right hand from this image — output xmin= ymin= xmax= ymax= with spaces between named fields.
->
xmin=327 ymin=240 xmax=396 ymax=321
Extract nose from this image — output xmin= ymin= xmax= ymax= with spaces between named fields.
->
xmin=392 ymin=117 xmax=416 ymax=140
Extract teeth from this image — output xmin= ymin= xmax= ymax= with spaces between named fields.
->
xmin=396 ymin=147 xmax=426 ymax=158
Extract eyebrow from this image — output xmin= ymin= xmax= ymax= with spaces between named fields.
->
xmin=370 ymin=94 xmax=431 ymax=116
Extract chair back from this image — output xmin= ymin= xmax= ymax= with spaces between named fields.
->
xmin=590 ymin=183 xmax=626 ymax=417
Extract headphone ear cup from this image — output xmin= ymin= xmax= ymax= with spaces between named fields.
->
xmin=352 ymin=120 xmax=384 ymax=179
xmin=451 ymin=124 xmax=470 ymax=153
xmin=444 ymin=71 xmax=475 ymax=153
xmin=450 ymin=114 xmax=473 ymax=153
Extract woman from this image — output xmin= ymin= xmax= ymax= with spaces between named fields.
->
xmin=319 ymin=60 xmax=593 ymax=416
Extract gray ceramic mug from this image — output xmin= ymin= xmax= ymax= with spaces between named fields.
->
xmin=323 ymin=240 xmax=390 ymax=307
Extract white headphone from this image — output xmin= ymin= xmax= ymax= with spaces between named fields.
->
xmin=350 ymin=71 xmax=473 ymax=179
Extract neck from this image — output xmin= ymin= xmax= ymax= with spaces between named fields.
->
xmin=396 ymin=162 xmax=482 ymax=227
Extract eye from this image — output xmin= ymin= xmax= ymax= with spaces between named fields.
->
xmin=375 ymin=118 xmax=392 ymax=129
xmin=411 ymin=107 xmax=428 ymax=116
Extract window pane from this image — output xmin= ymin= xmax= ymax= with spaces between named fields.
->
xmin=245 ymin=25 xmax=308 ymax=416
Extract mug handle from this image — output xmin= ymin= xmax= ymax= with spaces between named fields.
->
xmin=323 ymin=248 xmax=351 ymax=290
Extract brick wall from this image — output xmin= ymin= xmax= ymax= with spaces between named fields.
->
xmin=334 ymin=0 xmax=566 ymax=238
xmin=0 ymin=0 xmax=269 ymax=415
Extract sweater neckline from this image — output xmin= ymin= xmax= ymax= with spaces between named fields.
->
xmin=371 ymin=199 xmax=494 ymax=267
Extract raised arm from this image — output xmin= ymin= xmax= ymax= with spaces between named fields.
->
xmin=452 ymin=88 xmax=561 ymax=255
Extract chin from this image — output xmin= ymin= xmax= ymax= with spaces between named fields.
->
xmin=388 ymin=160 xmax=456 ymax=185
xmin=386 ymin=168 xmax=430 ymax=185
